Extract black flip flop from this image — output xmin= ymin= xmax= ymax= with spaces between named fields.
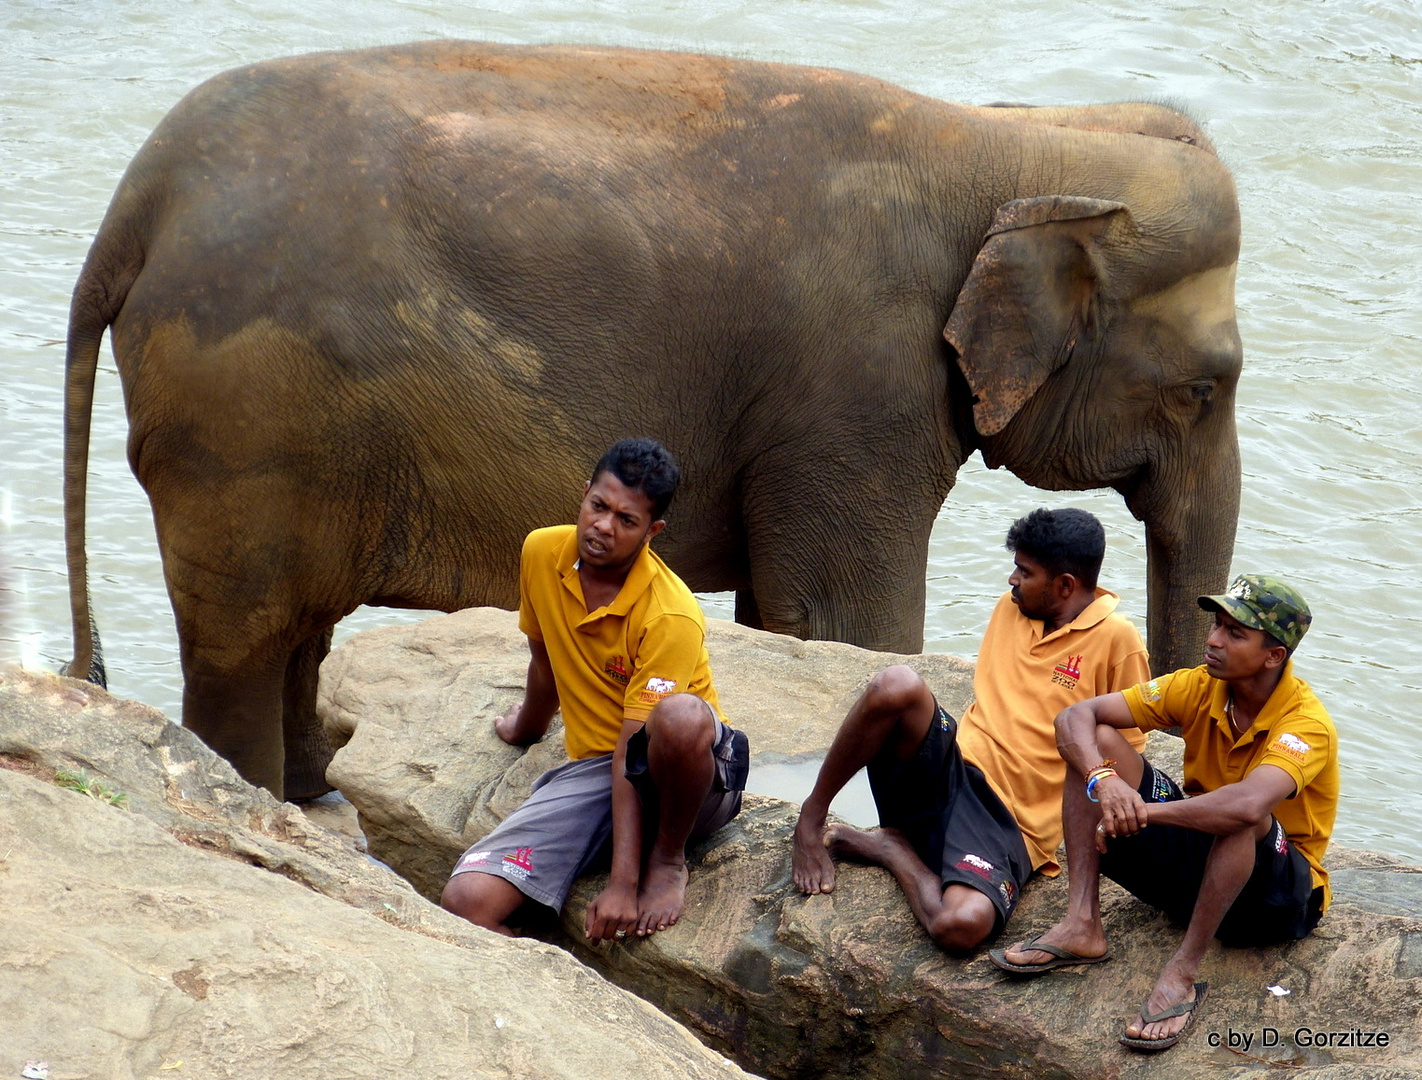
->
xmin=1119 ymin=982 xmax=1209 ymax=1052
xmin=987 ymin=934 xmax=1112 ymax=975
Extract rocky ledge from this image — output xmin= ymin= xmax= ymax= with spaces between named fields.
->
xmin=0 ymin=666 xmax=754 ymax=1080
xmin=319 ymin=607 xmax=1422 ymax=1080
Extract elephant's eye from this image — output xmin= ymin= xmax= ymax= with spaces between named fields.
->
xmin=1189 ymin=381 xmax=1215 ymax=403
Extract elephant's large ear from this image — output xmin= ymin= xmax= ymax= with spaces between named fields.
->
xmin=944 ymin=196 xmax=1133 ymax=437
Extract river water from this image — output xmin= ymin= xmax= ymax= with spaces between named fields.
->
xmin=3 ymin=0 xmax=1419 ymax=864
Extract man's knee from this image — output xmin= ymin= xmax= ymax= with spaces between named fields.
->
xmin=441 ymin=872 xmax=519 ymax=930
xmin=1089 ymin=723 xmax=1146 ymax=785
xmin=863 ymin=664 xmax=931 ymax=715
xmin=927 ymin=885 xmax=998 ymax=952
xmin=645 ymin=691 xmax=716 ymax=751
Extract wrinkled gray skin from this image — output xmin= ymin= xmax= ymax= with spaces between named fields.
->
xmin=65 ymin=42 xmax=1241 ymax=799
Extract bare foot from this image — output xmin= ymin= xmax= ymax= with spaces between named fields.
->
xmin=999 ymin=919 xmax=1109 ymax=968
xmin=635 ymin=853 xmax=689 ymax=935
xmin=1123 ymin=969 xmax=1200 ymax=1043
xmin=792 ymin=812 xmax=837 ymax=894
xmin=824 ymin=822 xmax=896 ymax=865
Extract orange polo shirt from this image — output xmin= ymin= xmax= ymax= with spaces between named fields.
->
xmin=957 ymin=590 xmax=1150 ymax=875
xmin=518 ymin=525 xmax=725 ymax=761
xmin=1122 ymin=662 xmax=1338 ymax=911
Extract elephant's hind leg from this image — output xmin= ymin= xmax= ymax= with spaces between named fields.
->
xmin=735 ymin=588 xmax=765 ymax=632
xmin=282 ymin=628 xmax=336 ymax=801
xmin=182 ymin=660 xmax=287 ymax=800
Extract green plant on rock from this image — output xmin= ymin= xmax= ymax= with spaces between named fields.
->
xmin=54 ymin=768 xmax=130 ymax=809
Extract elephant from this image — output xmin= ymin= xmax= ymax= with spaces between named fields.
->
xmin=64 ymin=41 xmax=1242 ymax=800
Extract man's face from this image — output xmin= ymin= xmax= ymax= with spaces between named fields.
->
xmin=577 ymin=471 xmax=664 ymax=573
xmin=1203 ymin=610 xmax=1281 ymax=680
xmin=1008 ymin=552 xmax=1060 ymax=622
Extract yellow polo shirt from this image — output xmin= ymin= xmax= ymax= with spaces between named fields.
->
xmin=1122 ymin=662 xmax=1338 ymax=911
xmin=518 ymin=525 xmax=725 ymax=760
xmin=957 ymin=590 xmax=1150 ymax=875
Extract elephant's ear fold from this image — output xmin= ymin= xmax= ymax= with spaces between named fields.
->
xmin=945 ymin=196 xmax=1132 ymax=438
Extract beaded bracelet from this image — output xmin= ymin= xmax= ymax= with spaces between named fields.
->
xmin=1085 ymin=768 xmax=1118 ymax=802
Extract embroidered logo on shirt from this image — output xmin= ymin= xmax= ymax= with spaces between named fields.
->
xmin=956 ymin=853 xmax=995 ymax=881
xmin=1142 ymin=679 xmax=1162 ymax=703
xmin=604 ymin=654 xmax=630 ymax=685
xmin=638 ymin=677 xmax=679 ymax=704
xmin=1051 ymin=654 xmax=1084 ymax=688
xmin=1273 ymin=732 xmax=1310 ymax=764
xmin=501 ymin=847 xmax=535 ymax=880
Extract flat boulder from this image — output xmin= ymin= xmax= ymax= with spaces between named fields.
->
xmin=320 ymin=607 xmax=1422 ymax=1079
xmin=0 ymin=666 xmax=754 ymax=1080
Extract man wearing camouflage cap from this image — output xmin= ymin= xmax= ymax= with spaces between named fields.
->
xmin=991 ymin=574 xmax=1338 ymax=1054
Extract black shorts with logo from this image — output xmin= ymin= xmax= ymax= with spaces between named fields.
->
xmin=1098 ymin=759 xmax=1323 ymax=946
xmin=865 ymin=702 xmax=1032 ymax=933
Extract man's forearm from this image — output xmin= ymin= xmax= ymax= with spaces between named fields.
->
xmin=1055 ymin=692 xmax=1138 ymax=777
xmin=499 ymin=645 xmax=559 ymax=745
xmin=1055 ymin=701 xmax=1106 ymax=777
xmin=606 ymin=729 xmax=644 ymax=889
xmin=1147 ymin=782 xmax=1277 ymax=836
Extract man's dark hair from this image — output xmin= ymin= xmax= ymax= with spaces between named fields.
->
xmin=1005 ymin=508 xmax=1106 ymax=589
xmin=591 ymin=438 xmax=681 ymax=519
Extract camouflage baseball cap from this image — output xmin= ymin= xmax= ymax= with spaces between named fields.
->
xmin=1197 ymin=574 xmax=1312 ymax=652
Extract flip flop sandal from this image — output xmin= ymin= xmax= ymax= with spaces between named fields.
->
xmin=987 ymin=934 xmax=1112 ymax=975
xmin=1119 ymin=982 xmax=1209 ymax=1052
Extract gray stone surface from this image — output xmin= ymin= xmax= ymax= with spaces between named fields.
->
xmin=321 ymin=607 xmax=1422 ymax=1079
xmin=0 ymin=666 xmax=756 ymax=1080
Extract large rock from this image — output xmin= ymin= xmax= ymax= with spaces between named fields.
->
xmin=317 ymin=607 xmax=974 ymax=889
xmin=0 ymin=666 xmax=755 ymax=1080
xmin=320 ymin=607 xmax=1422 ymax=1079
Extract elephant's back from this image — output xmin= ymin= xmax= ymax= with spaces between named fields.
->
xmin=109 ymin=41 xmax=960 ymax=405
xmin=100 ymin=40 xmax=970 ymax=581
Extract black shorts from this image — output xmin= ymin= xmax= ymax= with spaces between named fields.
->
xmin=1099 ymin=760 xmax=1323 ymax=946
xmin=866 ymin=702 xmax=1032 ymax=933
xmin=625 ymin=715 xmax=749 ymax=841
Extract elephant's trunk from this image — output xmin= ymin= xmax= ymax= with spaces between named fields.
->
xmin=1130 ymin=431 xmax=1241 ymax=676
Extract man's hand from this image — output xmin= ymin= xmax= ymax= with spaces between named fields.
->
xmin=1094 ymin=773 xmax=1149 ymax=851
xmin=495 ymin=701 xmax=530 ymax=746
xmin=585 ymin=880 xmax=639 ymax=944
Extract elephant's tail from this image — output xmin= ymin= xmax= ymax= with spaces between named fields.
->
xmin=61 ymin=228 xmax=138 ymax=688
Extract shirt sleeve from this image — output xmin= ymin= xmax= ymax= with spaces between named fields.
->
xmin=1105 ymin=628 xmax=1152 ymax=749
xmin=517 ymin=533 xmax=543 ymax=642
xmin=1105 ymin=626 xmax=1151 ymax=694
xmin=623 ymin=612 xmax=705 ymax=721
xmin=1121 ymin=670 xmax=1186 ymax=732
xmin=1252 ymin=714 xmax=1334 ymax=798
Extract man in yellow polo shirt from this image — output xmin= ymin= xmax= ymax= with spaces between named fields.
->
xmin=440 ymin=438 xmax=748 ymax=942
xmin=994 ymin=575 xmax=1337 ymax=1055
xmin=792 ymin=508 xmax=1149 ymax=952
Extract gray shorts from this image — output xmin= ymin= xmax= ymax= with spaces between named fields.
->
xmin=449 ymin=718 xmax=748 ymax=911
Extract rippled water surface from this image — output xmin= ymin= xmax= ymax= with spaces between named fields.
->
xmin=3 ymin=0 xmax=1419 ymax=861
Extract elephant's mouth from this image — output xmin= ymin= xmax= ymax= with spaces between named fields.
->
xmin=1112 ymin=466 xmax=1148 ymax=513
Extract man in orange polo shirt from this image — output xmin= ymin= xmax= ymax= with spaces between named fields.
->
xmin=441 ymin=438 xmax=748 ymax=942
xmin=792 ymin=508 xmax=1149 ymax=952
xmin=993 ymin=575 xmax=1337 ymax=1055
